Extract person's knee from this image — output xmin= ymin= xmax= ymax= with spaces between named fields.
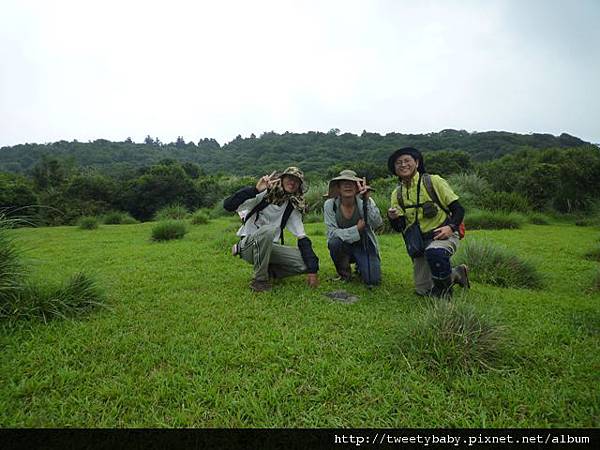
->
xmin=425 ymin=247 xmax=451 ymax=278
xmin=327 ymin=237 xmax=344 ymax=252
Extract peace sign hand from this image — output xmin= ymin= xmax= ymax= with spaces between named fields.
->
xmin=256 ymin=171 xmax=278 ymax=192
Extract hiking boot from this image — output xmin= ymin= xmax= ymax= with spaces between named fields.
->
xmin=431 ymin=275 xmax=453 ymax=299
xmin=249 ymin=279 xmax=272 ymax=292
xmin=452 ymin=264 xmax=470 ymax=289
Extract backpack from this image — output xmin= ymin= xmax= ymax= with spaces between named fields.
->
xmin=243 ymin=198 xmax=295 ymax=245
xmin=397 ymin=173 xmax=465 ymax=239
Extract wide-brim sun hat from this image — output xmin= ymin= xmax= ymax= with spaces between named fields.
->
xmin=387 ymin=147 xmax=426 ymax=175
xmin=326 ymin=169 xmax=363 ymax=198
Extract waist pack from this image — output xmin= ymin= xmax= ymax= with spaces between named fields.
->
xmin=403 ymin=222 xmax=425 ymax=258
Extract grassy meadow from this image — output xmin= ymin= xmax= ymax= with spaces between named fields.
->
xmin=0 ymin=217 xmax=599 ymax=427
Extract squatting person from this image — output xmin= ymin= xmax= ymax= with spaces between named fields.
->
xmin=324 ymin=169 xmax=383 ymax=286
xmin=223 ymin=167 xmax=319 ymax=292
xmin=387 ymin=147 xmax=469 ymax=298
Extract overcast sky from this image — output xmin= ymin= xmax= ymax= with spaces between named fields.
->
xmin=1 ymin=0 xmax=599 ymax=147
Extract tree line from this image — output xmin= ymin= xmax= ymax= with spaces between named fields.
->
xmin=1 ymin=142 xmax=599 ymax=226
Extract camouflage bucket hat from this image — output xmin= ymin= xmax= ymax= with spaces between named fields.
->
xmin=281 ymin=166 xmax=307 ymax=193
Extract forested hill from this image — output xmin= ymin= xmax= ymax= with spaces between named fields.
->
xmin=0 ymin=129 xmax=591 ymax=176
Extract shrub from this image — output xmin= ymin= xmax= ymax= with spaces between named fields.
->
xmin=584 ymin=246 xmax=600 ymax=262
xmin=154 ymin=204 xmax=189 ymax=221
xmin=304 ymin=180 xmax=329 ymax=215
xmin=454 ymin=239 xmax=543 ymax=289
xmin=528 ymin=213 xmax=551 ymax=225
xmin=466 ymin=210 xmax=525 ymax=230
xmin=1 ymin=272 xmax=105 ymax=323
xmin=190 ymin=210 xmax=210 ymax=225
xmin=151 ymin=220 xmax=188 ymax=241
xmin=406 ymin=300 xmax=507 ymax=372
xmin=103 ymin=211 xmax=138 ymax=225
xmin=447 ymin=173 xmax=492 ymax=210
xmin=477 ymin=191 xmax=531 ymax=213
xmin=78 ymin=216 xmax=99 ymax=230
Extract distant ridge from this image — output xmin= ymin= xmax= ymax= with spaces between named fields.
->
xmin=0 ymin=129 xmax=593 ymax=176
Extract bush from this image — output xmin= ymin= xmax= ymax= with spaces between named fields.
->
xmin=447 ymin=173 xmax=492 ymax=210
xmin=584 ymin=246 xmax=600 ymax=262
xmin=1 ymin=272 xmax=105 ymax=323
xmin=190 ymin=210 xmax=210 ymax=225
xmin=103 ymin=211 xmax=138 ymax=225
xmin=78 ymin=216 xmax=99 ymax=230
xmin=454 ymin=239 xmax=543 ymax=289
xmin=154 ymin=204 xmax=189 ymax=221
xmin=151 ymin=220 xmax=188 ymax=241
xmin=406 ymin=300 xmax=507 ymax=372
xmin=304 ymin=180 xmax=329 ymax=215
xmin=477 ymin=190 xmax=531 ymax=213
xmin=466 ymin=210 xmax=525 ymax=230
xmin=528 ymin=213 xmax=551 ymax=225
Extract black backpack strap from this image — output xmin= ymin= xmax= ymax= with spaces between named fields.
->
xmin=279 ymin=201 xmax=295 ymax=245
xmin=422 ymin=173 xmax=450 ymax=216
xmin=242 ymin=198 xmax=269 ymax=225
xmin=397 ymin=174 xmax=422 ymax=223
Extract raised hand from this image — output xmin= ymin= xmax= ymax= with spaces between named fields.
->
xmin=256 ymin=171 xmax=278 ymax=191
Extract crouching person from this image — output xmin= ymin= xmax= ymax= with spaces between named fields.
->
xmin=324 ymin=170 xmax=383 ymax=286
xmin=387 ymin=147 xmax=469 ymax=298
xmin=223 ymin=167 xmax=319 ymax=292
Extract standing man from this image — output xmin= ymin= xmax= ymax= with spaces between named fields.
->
xmin=387 ymin=147 xmax=469 ymax=298
xmin=324 ymin=169 xmax=383 ymax=286
xmin=224 ymin=167 xmax=319 ymax=292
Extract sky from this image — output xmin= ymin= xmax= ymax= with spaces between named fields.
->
xmin=1 ymin=0 xmax=599 ymax=147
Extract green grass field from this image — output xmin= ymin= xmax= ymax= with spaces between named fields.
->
xmin=1 ymin=218 xmax=598 ymax=427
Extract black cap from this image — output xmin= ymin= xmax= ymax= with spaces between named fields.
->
xmin=387 ymin=147 xmax=426 ymax=175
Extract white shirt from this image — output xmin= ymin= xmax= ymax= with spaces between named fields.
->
xmin=236 ymin=191 xmax=306 ymax=242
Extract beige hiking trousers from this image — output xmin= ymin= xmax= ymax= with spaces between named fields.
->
xmin=239 ymin=225 xmax=307 ymax=282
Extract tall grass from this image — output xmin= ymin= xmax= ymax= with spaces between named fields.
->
xmin=0 ymin=213 xmax=26 ymax=303
xmin=154 ymin=204 xmax=189 ymax=221
xmin=1 ymin=273 xmax=105 ymax=323
xmin=466 ymin=210 xmax=525 ymax=230
xmin=405 ymin=300 xmax=507 ymax=372
xmin=103 ymin=211 xmax=138 ymax=225
xmin=151 ymin=220 xmax=188 ymax=241
xmin=454 ymin=239 xmax=543 ymax=289
xmin=190 ymin=210 xmax=210 ymax=225
xmin=78 ymin=216 xmax=100 ymax=230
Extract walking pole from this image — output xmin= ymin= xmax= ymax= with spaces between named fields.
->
xmin=361 ymin=181 xmax=372 ymax=287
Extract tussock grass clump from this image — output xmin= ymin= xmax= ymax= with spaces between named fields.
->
xmin=190 ymin=210 xmax=210 ymax=225
xmin=407 ymin=300 xmax=507 ymax=372
xmin=78 ymin=216 xmax=99 ymax=230
xmin=455 ymin=239 xmax=543 ymax=289
xmin=0 ymin=217 xmax=25 ymax=302
xmin=103 ymin=211 xmax=138 ymax=225
xmin=151 ymin=220 xmax=188 ymax=241
xmin=154 ymin=204 xmax=189 ymax=221
xmin=466 ymin=210 xmax=525 ymax=230
xmin=528 ymin=213 xmax=551 ymax=225
xmin=1 ymin=273 xmax=105 ymax=323
xmin=584 ymin=246 xmax=600 ymax=262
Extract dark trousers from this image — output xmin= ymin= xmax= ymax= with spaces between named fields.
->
xmin=328 ymin=237 xmax=381 ymax=285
